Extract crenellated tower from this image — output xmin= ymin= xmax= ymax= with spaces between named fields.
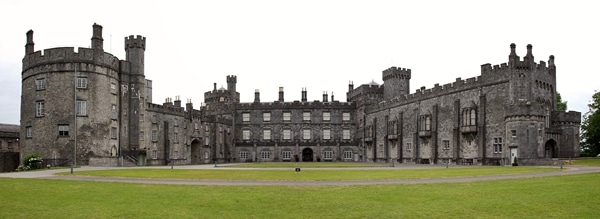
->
xmin=382 ymin=66 xmax=411 ymax=100
xmin=226 ymin=75 xmax=239 ymax=103
xmin=123 ymin=35 xmax=147 ymax=153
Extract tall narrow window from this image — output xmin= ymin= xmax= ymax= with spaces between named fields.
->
xmin=342 ymin=129 xmax=350 ymax=140
xmin=76 ymin=77 xmax=88 ymax=89
xmin=26 ymin=126 xmax=32 ymax=138
xmin=470 ymin=109 xmax=476 ymax=125
xmin=36 ymin=78 xmax=46 ymax=90
xmin=443 ymin=140 xmax=450 ymax=150
xmin=151 ymin=130 xmax=158 ymax=142
xmin=111 ymin=127 xmax=117 ymax=139
xmin=76 ymin=100 xmax=87 ymax=116
xmin=110 ymin=83 xmax=117 ymax=94
xmin=174 ymin=133 xmax=179 ymax=143
xmin=35 ymin=101 xmax=44 ymax=117
xmin=493 ymin=137 xmax=503 ymax=153
xmin=152 ymin=150 xmax=157 ymax=159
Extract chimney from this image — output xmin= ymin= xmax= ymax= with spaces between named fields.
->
xmin=213 ymin=83 xmax=217 ymax=91
xmin=254 ymin=89 xmax=260 ymax=103
xmin=278 ymin=87 xmax=284 ymax=102
xmin=301 ymin=87 xmax=307 ymax=102
xmin=25 ymin=30 xmax=34 ymax=54
xmin=174 ymin=95 xmax=181 ymax=108
xmin=323 ymin=91 xmax=328 ymax=102
xmin=331 ymin=92 xmax=335 ymax=102
xmin=91 ymin=23 xmax=104 ymax=51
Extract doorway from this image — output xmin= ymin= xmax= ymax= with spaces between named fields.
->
xmin=510 ymin=147 xmax=518 ymax=165
xmin=544 ymin=140 xmax=557 ymax=158
xmin=302 ymin=148 xmax=313 ymax=162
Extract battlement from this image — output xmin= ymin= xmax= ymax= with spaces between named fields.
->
xmin=146 ymin=102 xmax=185 ymax=115
xmin=226 ymin=75 xmax=237 ymax=83
xmin=125 ymin=35 xmax=146 ymax=50
xmin=236 ymin=100 xmax=354 ymax=110
xmin=22 ymin=47 xmax=120 ymax=72
xmin=551 ymin=110 xmax=581 ymax=124
xmin=382 ymin=66 xmax=411 ymax=81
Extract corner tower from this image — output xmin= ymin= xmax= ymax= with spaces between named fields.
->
xmin=122 ymin=35 xmax=147 ymax=154
xmin=382 ymin=66 xmax=411 ymax=100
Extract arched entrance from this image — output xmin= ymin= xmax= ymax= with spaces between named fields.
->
xmin=191 ymin=139 xmax=202 ymax=164
xmin=544 ymin=140 xmax=557 ymax=158
xmin=302 ymin=148 xmax=313 ymax=162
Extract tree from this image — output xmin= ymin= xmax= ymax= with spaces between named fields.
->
xmin=556 ymin=92 xmax=568 ymax=111
xmin=581 ymin=91 xmax=600 ymax=155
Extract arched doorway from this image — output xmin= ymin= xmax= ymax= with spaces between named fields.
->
xmin=191 ymin=139 xmax=202 ymax=164
xmin=544 ymin=140 xmax=557 ymax=158
xmin=302 ymin=148 xmax=313 ymax=162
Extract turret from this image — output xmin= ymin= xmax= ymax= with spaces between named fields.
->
xmin=382 ymin=66 xmax=411 ymax=100
xmin=25 ymin=30 xmax=34 ymax=54
xmin=124 ymin=35 xmax=146 ymax=76
xmin=91 ymin=23 xmax=103 ymax=51
xmin=227 ymin=75 xmax=237 ymax=93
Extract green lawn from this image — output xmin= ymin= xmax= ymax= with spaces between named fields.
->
xmin=61 ymin=166 xmax=559 ymax=181
xmin=1 ymin=173 xmax=599 ymax=218
xmin=232 ymin=162 xmax=390 ymax=168
xmin=567 ymin=157 xmax=600 ymax=166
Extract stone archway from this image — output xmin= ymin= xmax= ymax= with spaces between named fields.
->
xmin=544 ymin=139 xmax=557 ymax=158
xmin=302 ymin=148 xmax=313 ymax=162
xmin=191 ymin=139 xmax=202 ymax=164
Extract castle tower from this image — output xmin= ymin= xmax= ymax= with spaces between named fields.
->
xmin=382 ymin=66 xmax=411 ymax=100
xmin=226 ymin=75 xmax=239 ymax=102
xmin=123 ymin=35 xmax=147 ymax=153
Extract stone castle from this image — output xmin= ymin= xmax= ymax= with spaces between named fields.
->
xmin=20 ymin=24 xmax=581 ymax=166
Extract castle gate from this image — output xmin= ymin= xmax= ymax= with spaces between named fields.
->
xmin=191 ymin=139 xmax=202 ymax=164
xmin=544 ymin=140 xmax=557 ymax=158
xmin=302 ymin=148 xmax=313 ymax=162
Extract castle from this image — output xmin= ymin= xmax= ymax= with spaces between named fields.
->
xmin=20 ymin=24 xmax=581 ymax=166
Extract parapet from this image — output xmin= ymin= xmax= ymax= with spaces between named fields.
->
xmin=382 ymin=66 xmax=411 ymax=81
xmin=22 ymin=47 xmax=120 ymax=72
xmin=226 ymin=75 xmax=237 ymax=83
xmin=551 ymin=110 xmax=581 ymax=125
xmin=125 ymin=35 xmax=146 ymax=50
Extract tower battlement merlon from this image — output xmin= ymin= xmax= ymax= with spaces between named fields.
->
xmin=226 ymin=75 xmax=237 ymax=83
xmin=124 ymin=35 xmax=146 ymax=50
xmin=382 ymin=66 xmax=411 ymax=81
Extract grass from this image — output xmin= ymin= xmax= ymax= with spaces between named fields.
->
xmin=60 ymin=166 xmax=560 ymax=181
xmin=232 ymin=162 xmax=390 ymax=168
xmin=1 ymin=173 xmax=599 ymax=218
xmin=567 ymin=157 xmax=600 ymax=166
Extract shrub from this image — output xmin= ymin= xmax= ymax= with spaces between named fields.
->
xmin=17 ymin=153 xmax=43 ymax=171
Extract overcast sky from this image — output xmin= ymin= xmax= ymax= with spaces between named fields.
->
xmin=1 ymin=0 xmax=598 ymax=125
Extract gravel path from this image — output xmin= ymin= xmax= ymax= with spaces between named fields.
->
xmin=2 ymin=165 xmax=599 ymax=186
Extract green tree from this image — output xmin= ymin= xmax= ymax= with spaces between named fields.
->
xmin=581 ymin=91 xmax=600 ymax=155
xmin=556 ymin=92 xmax=568 ymax=111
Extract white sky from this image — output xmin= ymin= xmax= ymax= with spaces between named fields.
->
xmin=1 ymin=0 xmax=599 ymax=125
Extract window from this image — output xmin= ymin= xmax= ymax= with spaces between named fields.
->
xmin=263 ymin=129 xmax=271 ymax=140
xmin=174 ymin=133 xmax=179 ymax=143
xmin=283 ymin=112 xmax=291 ymax=121
xmin=324 ymin=150 xmax=333 ymax=160
xmin=152 ymin=114 xmax=157 ymax=124
xmin=111 ymin=127 xmax=117 ymax=139
xmin=419 ymin=115 xmax=431 ymax=131
xmin=443 ymin=140 xmax=450 ymax=150
xmin=173 ymin=151 xmax=179 ymax=159
xmin=76 ymin=77 xmax=88 ymax=89
xmin=343 ymin=112 xmax=350 ymax=121
xmin=242 ymin=129 xmax=250 ymax=140
xmin=282 ymin=129 xmax=291 ymax=140
xmin=470 ymin=109 xmax=476 ymax=125
xmin=303 ymin=112 xmax=311 ymax=121
xmin=303 ymin=129 xmax=311 ymax=140
xmin=344 ymin=150 xmax=353 ymax=159
xmin=242 ymin=113 xmax=250 ymax=122
xmin=406 ymin=142 xmax=412 ymax=151
xmin=205 ymin=124 xmax=209 ymax=132
xmin=205 ymin=138 xmax=210 ymax=146
xmin=174 ymin=119 xmax=178 ymax=127
xmin=240 ymin=151 xmax=249 ymax=160
xmin=493 ymin=138 xmax=503 ymax=153
xmin=58 ymin=125 xmax=69 ymax=136
xmin=76 ymin=100 xmax=87 ymax=116
xmin=151 ymin=130 xmax=158 ymax=142
xmin=26 ymin=126 xmax=32 ymax=138
xmin=511 ymin=130 xmax=517 ymax=138
xmin=261 ymin=150 xmax=270 ymax=159
xmin=139 ymin=131 xmax=144 ymax=140
xmin=110 ymin=83 xmax=117 ymax=94
xmin=323 ymin=129 xmax=331 ymax=140
xmin=151 ymin=150 xmax=157 ymax=159
xmin=323 ymin=112 xmax=331 ymax=121
xmin=111 ymin=104 xmax=117 ymax=119
xmin=139 ymin=114 xmax=144 ymax=122
xmin=263 ymin=112 xmax=271 ymax=122
xmin=343 ymin=129 xmax=350 ymax=140
xmin=282 ymin=151 xmax=291 ymax=160
xmin=35 ymin=101 xmax=44 ymax=117
xmin=36 ymin=78 xmax=46 ymax=90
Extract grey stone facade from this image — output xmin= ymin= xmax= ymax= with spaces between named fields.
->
xmin=20 ymin=24 xmax=580 ymax=166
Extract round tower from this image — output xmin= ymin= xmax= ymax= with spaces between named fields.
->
xmin=20 ymin=24 xmax=121 ymax=164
